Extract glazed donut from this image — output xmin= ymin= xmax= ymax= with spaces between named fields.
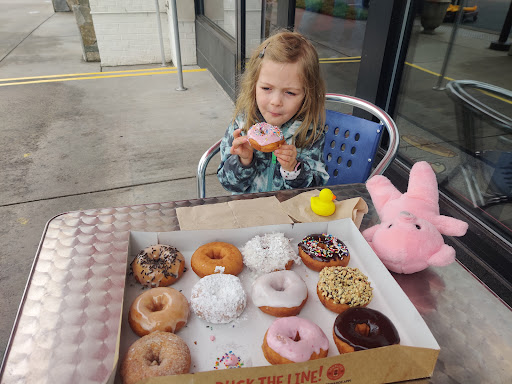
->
xmin=120 ymin=331 xmax=191 ymax=384
xmin=191 ymin=242 xmax=243 ymax=278
xmin=247 ymin=122 xmax=285 ymax=152
xmin=262 ymin=316 xmax=329 ymax=364
xmin=333 ymin=307 xmax=400 ymax=353
xmin=191 ymin=273 xmax=247 ymax=324
xmin=317 ymin=266 xmax=373 ymax=313
xmin=128 ymin=287 xmax=189 ymax=337
xmin=251 ymin=270 xmax=308 ymax=317
xmin=131 ymin=244 xmax=185 ymax=287
xmin=298 ymin=234 xmax=350 ymax=272
xmin=242 ymin=233 xmax=300 ymax=274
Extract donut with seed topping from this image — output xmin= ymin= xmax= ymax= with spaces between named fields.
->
xmin=131 ymin=244 xmax=185 ymax=287
xmin=298 ymin=233 xmax=350 ymax=272
xmin=317 ymin=266 xmax=373 ymax=313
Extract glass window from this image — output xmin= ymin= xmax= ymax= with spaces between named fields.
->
xmin=394 ymin=2 xmax=512 ymax=241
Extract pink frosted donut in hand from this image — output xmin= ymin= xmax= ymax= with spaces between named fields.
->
xmin=262 ymin=316 xmax=329 ymax=364
xmin=247 ymin=122 xmax=285 ymax=152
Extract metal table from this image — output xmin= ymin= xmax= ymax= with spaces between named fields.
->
xmin=1 ymin=184 xmax=511 ymax=383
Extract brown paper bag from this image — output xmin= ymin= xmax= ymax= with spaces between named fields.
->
xmin=279 ymin=189 xmax=368 ymax=228
xmin=176 ymin=196 xmax=293 ymax=230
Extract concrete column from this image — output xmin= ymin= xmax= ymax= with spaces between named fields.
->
xmin=69 ymin=0 xmax=100 ymax=62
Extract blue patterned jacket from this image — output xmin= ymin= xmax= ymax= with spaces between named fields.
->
xmin=217 ymin=114 xmax=329 ymax=194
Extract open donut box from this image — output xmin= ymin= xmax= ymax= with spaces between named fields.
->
xmin=111 ymin=219 xmax=440 ymax=384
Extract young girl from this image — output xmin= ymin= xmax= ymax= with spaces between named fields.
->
xmin=217 ymin=31 xmax=329 ymax=194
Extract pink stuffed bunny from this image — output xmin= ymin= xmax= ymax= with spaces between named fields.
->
xmin=362 ymin=161 xmax=468 ymax=274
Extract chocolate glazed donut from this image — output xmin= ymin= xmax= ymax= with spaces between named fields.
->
xmin=333 ymin=307 xmax=400 ymax=353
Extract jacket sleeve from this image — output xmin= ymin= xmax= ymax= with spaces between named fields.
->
xmin=216 ymin=119 xmax=258 ymax=193
xmin=283 ymin=130 xmax=329 ymax=189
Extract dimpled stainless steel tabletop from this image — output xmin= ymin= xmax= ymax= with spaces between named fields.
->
xmin=1 ymin=185 xmax=511 ymax=384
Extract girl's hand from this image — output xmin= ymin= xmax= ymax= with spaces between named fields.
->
xmin=231 ymin=128 xmax=253 ymax=166
xmin=275 ymin=144 xmax=298 ymax=172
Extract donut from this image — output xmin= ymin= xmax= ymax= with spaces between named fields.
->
xmin=317 ymin=266 xmax=373 ymax=313
xmin=120 ymin=331 xmax=190 ymax=384
xmin=191 ymin=273 xmax=247 ymax=324
xmin=298 ymin=234 xmax=350 ymax=272
xmin=241 ymin=233 xmax=300 ymax=274
xmin=191 ymin=242 xmax=243 ymax=278
xmin=262 ymin=316 xmax=329 ymax=364
xmin=333 ymin=307 xmax=400 ymax=353
xmin=251 ymin=270 xmax=308 ymax=317
xmin=128 ymin=287 xmax=189 ymax=337
xmin=131 ymin=244 xmax=185 ymax=287
xmin=247 ymin=122 xmax=285 ymax=152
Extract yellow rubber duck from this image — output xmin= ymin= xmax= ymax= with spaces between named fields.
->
xmin=311 ymin=188 xmax=336 ymax=216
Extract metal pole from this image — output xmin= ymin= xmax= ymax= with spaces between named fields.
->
xmin=433 ymin=0 xmax=466 ymax=90
xmin=489 ymin=1 xmax=512 ymax=51
xmin=154 ymin=0 xmax=166 ymax=66
xmin=170 ymin=0 xmax=187 ymax=91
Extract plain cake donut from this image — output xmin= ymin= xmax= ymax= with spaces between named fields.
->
xmin=131 ymin=244 xmax=185 ymax=287
xmin=191 ymin=242 xmax=244 ymax=278
xmin=333 ymin=307 xmax=400 ymax=353
xmin=251 ymin=270 xmax=308 ymax=317
xmin=120 ymin=331 xmax=190 ymax=384
xmin=262 ymin=316 xmax=329 ymax=364
xmin=128 ymin=287 xmax=189 ymax=337
xmin=191 ymin=273 xmax=247 ymax=324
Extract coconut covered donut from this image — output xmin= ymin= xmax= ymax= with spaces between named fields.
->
xmin=298 ymin=233 xmax=350 ymax=272
xmin=251 ymin=270 xmax=308 ymax=317
xmin=191 ymin=242 xmax=244 ymax=278
xmin=262 ymin=316 xmax=329 ymax=364
xmin=241 ymin=233 xmax=300 ymax=274
xmin=128 ymin=287 xmax=189 ymax=337
xmin=333 ymin=307 xmax=400 ymax=353
xmin=317 ymin=266 xmax=373 ymax=313
xmin=120 ymin=331 xmax=190 ymax=384
xmin=190 ymin=273 xmax=247 ymax=323
xmin=131 ymin=244 xmax=185 ymax=287
xmin=247 ymin=122 xmax=285 ymax=152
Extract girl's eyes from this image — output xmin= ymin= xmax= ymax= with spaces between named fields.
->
xmin=286 ymin=91 xmax=296 ymax=96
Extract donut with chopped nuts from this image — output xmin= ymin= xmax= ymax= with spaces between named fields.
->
xmin=131 ymin=244 xmax=186 ymax=287
xmin=316 ymin=266 xmax=373 ymax=313
xmin=298 ymin=234 xmax=350 ymax=272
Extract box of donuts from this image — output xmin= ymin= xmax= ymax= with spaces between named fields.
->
xmin=113 ymin=218 xmax=440 ymax=384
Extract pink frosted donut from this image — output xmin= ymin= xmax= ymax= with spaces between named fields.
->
xmin=247 ymin=122 xmax=285 ymax=152
xmin=262 ymin=316 xmax=329 ymax=364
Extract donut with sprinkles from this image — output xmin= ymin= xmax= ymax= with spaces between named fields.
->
xmin=298 ymin=233 xmax=350 ymax=271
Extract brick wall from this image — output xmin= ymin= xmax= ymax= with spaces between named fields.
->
xmin=89 ymin=0 xmax=196 ymax=67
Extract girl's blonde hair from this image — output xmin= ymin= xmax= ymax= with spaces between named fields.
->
xmin=233 ymin=30 xmax=326 ymax=148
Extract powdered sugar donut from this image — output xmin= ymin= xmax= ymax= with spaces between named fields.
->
xmin=247 ymin=122 xmax=285 ymax=152
xmin=241 ymin=233 xmax=300 ymax=274
xmin=251 ymin=270 xmax=308 ymax=317
xmin=190 ymin=274 xmax=247 ymax=324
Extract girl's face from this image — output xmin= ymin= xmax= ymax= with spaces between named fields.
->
xmin=255 ymin=59 xmax=305 ymax=128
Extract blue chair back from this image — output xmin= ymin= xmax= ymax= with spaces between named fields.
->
xmin=323 ymin=109 xmax=384 ymax=185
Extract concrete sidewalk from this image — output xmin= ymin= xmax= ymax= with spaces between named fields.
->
xmin=0 ymin=3 xmax=232 ymax=361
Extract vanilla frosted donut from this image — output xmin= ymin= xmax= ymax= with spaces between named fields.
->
xmin=252 ymin=270 xmax=308 ymax=317
xmin=121 ymin=331 xmax=190 ymax=384
xmin=191 ymin=273 xmax=247 ymax=324
xmin=241 ymin=233 xmax=300 ymax=274
xmin=247 ymin=122 xmax=285 ymax=152
xmin=128 ymin=287 xmax=189 ymax=337
xmin=262 ymin=316 xmax=329 ymax=364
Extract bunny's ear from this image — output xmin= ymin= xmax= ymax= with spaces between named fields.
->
xmin=407 ymin=161 xmax=439 ymax=207
xmin=428 ymin=244 xmax=456 ymax=267
xmin=430 ymin=215 xmax=469 ymax=237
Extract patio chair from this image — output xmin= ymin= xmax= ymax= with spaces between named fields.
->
xmin=197 ymin=93 xmax=399 ymax=198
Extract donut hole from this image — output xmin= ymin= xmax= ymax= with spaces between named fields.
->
xmin=354 ymin=323 xmax=370 ymax=337
xmin=292 ymin=331 xmax=301 ymax=342
xmin=208 ymin=250 xmax=225 ymax=260
xmin=270 ymin=280 xmax=286 ymax=292
xmin=149 ymin=296 xmax=168 ymax=312
xmin=145 ymin=349 xmax=162 ymax=366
